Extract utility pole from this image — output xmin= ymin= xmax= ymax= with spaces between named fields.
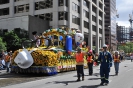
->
xmin=129 ymin=12 xmax=133 ymax=29
xmin=129 ymin=11 xmax=133 ymax=41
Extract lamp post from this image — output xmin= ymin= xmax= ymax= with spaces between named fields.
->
xmin=108 ymin=26 xmax=111 ymax=51
xmin=116 ymin=25 xmax=120 ymax=50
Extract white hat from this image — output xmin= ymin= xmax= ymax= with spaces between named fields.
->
xmin=76 ymin=30 xmax=81 ymax=33
xmin=103 ymin=44 xmax=107 ymax=48
xmin=14 ymin=49 xmax=34 ymax=69
xmin=115 ymin=51 xmax=119 ymax=54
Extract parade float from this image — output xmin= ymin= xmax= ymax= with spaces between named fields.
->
xmin=11 ymin=28 xmax=89 ymax=75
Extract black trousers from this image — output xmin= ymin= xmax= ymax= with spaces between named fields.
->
xmin=88 ymin=62 xmax=93 ymax=75
xmin=76 ymin=65 xmax=84 ymax=79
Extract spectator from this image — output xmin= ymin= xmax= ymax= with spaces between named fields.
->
xmin=130 ymin=53 xmax=133 ymax=62
xmin=5 ymin=52 xmax=11 ymax=72
xmin=0 ymin=50 xmax=6 ymax=69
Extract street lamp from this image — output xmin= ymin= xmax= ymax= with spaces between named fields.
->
xmin=108 ymin=26 xmax=111 ymax=51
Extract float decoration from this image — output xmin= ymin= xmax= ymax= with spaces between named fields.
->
xmin=11 ymin=28 xmax=87 ymax=75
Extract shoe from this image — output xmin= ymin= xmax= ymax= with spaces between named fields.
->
xmin=115 ymin=73 xmax=118 ymax=75
xmin=82 ymin=77 xmax=84 ymax=81
xmin=89 ymin=74 xmax=92 ymax=76
xmin=104 ymin=83 xmax=109 ymax=86
xmin=100 ymin=82 xmax=104 ymax=85
xmin=76 ymin=79 xmax=81 ymax=82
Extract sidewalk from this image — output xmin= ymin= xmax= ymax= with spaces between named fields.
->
xmin=0 ymin=70 xmax=7 ymax=75
xmin=0 ymin=70 xmax=8 ymax=75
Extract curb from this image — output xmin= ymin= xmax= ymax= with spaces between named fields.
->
xmin=0 ymin=70 xmax=9 ymax=75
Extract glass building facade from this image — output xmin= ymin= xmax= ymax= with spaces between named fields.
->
xmin=104 ymin=0 xmax=117 ymax=51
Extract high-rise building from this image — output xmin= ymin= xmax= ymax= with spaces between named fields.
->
xmin=104 ymin=0 xmax=117 ymax=51
xmin=117 ymin=25 xmax=130 ymax=43
xmin=0 ymin=0 xmax=105 ymax=53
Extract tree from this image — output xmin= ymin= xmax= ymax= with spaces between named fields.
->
xmin=118 ymin=42 xmax=133 ymax=53
xmin=0 ymin=37 xmax=6 ymax=52
xmin=0 ymin=29 xmax=29 ymax=52
xmin=3 ymin=31 xmax=21 ymax=51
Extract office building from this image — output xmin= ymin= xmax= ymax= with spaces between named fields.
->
xmin=0 ymin=0 xmax=105 ymax=53
xmin=117 ymin=26 xmax=130 ymax=43
xmin=104 ymin=0 xmax=117 ymax=51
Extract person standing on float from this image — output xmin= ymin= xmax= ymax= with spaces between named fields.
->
xmin=32 ymin=31 xmax=40 ymax=47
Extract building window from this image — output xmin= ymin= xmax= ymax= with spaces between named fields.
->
xmin=92 ymin=15 xmax=96 ymax=22
xmin=99 ymin=11 xmax=102 ymax=17
xmin=99 ymin=20 xmax=102 ymax=26
xmin=72 ymin=3 xmax=80 ymax=13
xmin=92 ymin=5 xmax=96 ymax=13
xmin=105 ymin=21 xmax=110 ymax=23
xmin=83 ymin=0 xmax=89 ymax=8
xmin=66 ymin=0 xmax=68 ymax=7
xmin=99 ymin=28 xmax=102 ymax=34
xmin=15 ymin=0 xmax=23 ymax=2
xmin=35 ymin=13 xmax=53 ymax=21
xmin=92 ymin=0 xmax=96 ymax=4
xmin=35 ymin=0 xmax=53 ymax=10
xmin=72 ymin=15 xmax=76 ymax=23
xmin=2 ymin=29 xmax=8 ymax=34
xmin=105 ymin=17 xmax=110 ymax=19
xmin=58 ymin=0 xmax=68 ymax=7
xmin=92 ymin=25 xmax=96 ymax=32
xmin=83 ymin=10 xmax=86 ymax=17
xmin=45 ymin=13 xmax=53 ymax=21
xmin=105 ymin=42 xmax=109 ymax=45
xmin=14 ymin=4 xmax=29 ymax=13
xmin=58 ymin=12 xmax=68 ymax=20
xmin=0 ymin=8 xmax=9 ymax=16
xmin=83 ymin=10 xmax=89 ymax=18
xmin=83 ymin=0 xmax=87 ymax=6
xmin=105 ymin=34 xmax=109 ymax=36
xmin=99 ymin=2 xmax=103 ymax=10
xmin=0 ymin=0 xmax=9 ymax=5
xmin=58 ymin=0 xmax=64 ymax=6
xmin=106 ymin=4 xmax=110 ymax=7
xmin=72 ymin=15 xmax=80 ymax=25
xmin=84 ymin=21 xmax=89 ymax=29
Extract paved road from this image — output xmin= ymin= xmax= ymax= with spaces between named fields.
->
xmin=1 ymin=60 xmax=133 ymax=88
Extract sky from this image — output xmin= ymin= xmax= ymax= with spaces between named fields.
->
xmin=116 ymin=0 xmax=133 ymax=27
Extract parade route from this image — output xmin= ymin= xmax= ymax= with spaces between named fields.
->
xmin=0 ymin=60 xmax=133 ymax=88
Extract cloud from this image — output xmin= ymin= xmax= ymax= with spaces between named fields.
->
xmin=116 ymin=0 xmax=133 ymax=27
xmin=117 ymin=21 xmax=130 ymax=27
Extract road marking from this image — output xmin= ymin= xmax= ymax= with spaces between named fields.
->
xmin=0 ymin=78 xmax=7 ymax=80
xmin=127 ymin=69 xmax=132 ymax=72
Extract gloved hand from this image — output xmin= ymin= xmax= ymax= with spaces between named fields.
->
xmin=110 ymin=63 xmax=112 ymax=67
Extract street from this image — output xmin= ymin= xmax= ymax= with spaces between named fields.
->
xmin=1 ymin=60 xmax=133 ymax=88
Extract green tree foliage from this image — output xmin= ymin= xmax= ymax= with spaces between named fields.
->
xmin=3 ymin=31 xmax=21 ymax=51
xmin=0 ymin=37 xmax=6 ymax=52
xmin=0 ymin=29 xmax=29 ymax=52
xmin=118 ymin=42 xmax=133 ymax=53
